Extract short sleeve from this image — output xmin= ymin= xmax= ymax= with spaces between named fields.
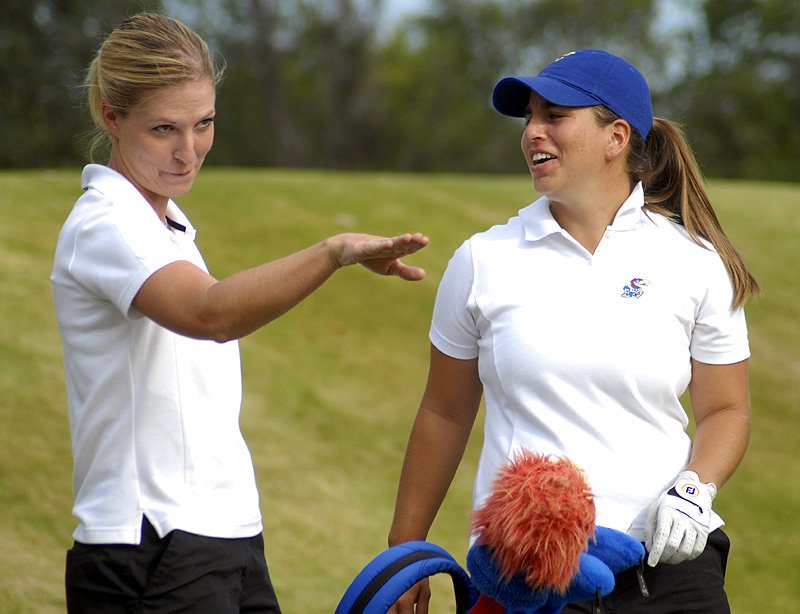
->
xmin=429 ymin=240 xmax=480 ymax=359
xmin=69 ymin=202 xmax=183 ymax=318
xmin=689 ymin=256 xmax=750 ymax=364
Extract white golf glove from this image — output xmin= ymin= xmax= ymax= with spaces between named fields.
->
xmin=645 ymin=470 xmax=717 ymax=567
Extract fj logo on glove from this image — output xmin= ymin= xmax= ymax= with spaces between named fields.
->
xmin=669 ymin=485 xmax=703 ymax=509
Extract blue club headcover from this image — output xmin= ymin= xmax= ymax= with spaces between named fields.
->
xmin=466 ymin=526 xmax=645 ymax=614
xmin=336 ymin=540 xmax=478 ymax=614
xmin=587 ymin=526 xmax=646 ymax=574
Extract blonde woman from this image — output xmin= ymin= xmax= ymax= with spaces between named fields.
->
xmin=52 ymin=13 xmax=427 ymax=613
xmin=389 ymin=50 xmax=757 ymax=613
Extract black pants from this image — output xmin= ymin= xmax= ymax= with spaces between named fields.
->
xmin=65 ymin=518 xmax=281 ymax=613
xmin=562 ymin=529 xmax=731 ymax=614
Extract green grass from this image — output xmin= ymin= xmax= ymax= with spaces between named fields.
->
xmin=0 ymin=168 xmax=796 ymax=613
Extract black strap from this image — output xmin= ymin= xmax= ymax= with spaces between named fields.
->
xmin=348 ymin=549 xmax=473 ymax=614
xmin=350 ymin=551 xmax=440 ymax=614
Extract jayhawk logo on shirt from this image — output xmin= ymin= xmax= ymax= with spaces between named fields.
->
xmin=621 ymin=277 xmax=649 ymax=298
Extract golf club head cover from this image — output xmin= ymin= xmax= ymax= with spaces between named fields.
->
xmin=335 ymin=540 xmax=478 ymax=614
xmin=466 ymin=526 xmax=645 ymax=614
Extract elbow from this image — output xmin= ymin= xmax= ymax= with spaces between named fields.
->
xmin=209 ymin=329 xmax=239 ymax=344
xmin=195 ymin=315 xmax=241 ymax=344
xmin=190 ymin=287 xmax=247 ymax=343
xmin=169 ymin=322 xmax=238 ymax=343
xmin=179 ymin=307 xmax=243 ymax=343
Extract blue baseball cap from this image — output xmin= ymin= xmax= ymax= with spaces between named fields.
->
xmin=492 ymin=49 xmax=653 ymax=139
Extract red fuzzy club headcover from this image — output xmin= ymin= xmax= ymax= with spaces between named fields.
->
xmin=471 ymin=450 xmax=596 ymax=594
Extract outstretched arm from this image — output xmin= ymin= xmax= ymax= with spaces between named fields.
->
xmin=132 ymin=232 xmax=428 ymax=342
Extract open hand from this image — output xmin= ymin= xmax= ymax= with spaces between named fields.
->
xmin=334 ymin=232 xmax=429 ymax=280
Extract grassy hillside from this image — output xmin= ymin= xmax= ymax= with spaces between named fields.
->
xmin=0 ymin=168 xmax=796 ymax=612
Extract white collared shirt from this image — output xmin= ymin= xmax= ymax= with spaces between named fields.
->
xmin=430 ymin=183 xmax=749 ymax=539
xmin=52 ymin=165 xmax=262 ymax=544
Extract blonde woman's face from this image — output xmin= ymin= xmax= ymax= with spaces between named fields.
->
xmin=104 ymin=79 xmax=216 ymax=211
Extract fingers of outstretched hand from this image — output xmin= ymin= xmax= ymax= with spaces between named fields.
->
xmin=391 ymin=232 xmax=429 ymax=249
xmin=384 ymin=260 xmax=427 ymax=281
xmin=336 ymin=232 xmax=428 ymax=271
xmin=357 ymin=234 xmax=428 ymax=279
xmin=371 ymin=233 xmax=429 ymax=258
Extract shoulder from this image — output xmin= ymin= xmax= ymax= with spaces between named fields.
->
xmin=80 ymin=164 xmax=144 ymax=206
xmin=640 ymin=212 xmax=734 ymax=302
xmin=70 ymin=165 xmax=162 ymax=235
xmin=441 ymin=215 xmax=525 ymax=290
xmin=644 ymin=211 xmax=722 ymax=264
xmin=447 ymin=217 xmax=524 ymax=278
xmin=468 ymin=215 xmax=525 ymax=250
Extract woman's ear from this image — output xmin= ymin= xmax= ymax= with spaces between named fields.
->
xmin=606 ymin=119 xmax=631 ymax=161
xmin=101 ymin=98 xmax=121 ymax=137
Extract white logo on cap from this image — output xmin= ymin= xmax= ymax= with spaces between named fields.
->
xmin=554 ymin=51 xmax=577 ymax=62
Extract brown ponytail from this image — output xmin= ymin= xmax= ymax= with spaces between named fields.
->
xmin=596 ymin=108 xmax=759 ymax=308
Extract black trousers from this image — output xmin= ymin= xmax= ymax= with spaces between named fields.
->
xmin=562 ymin=529 xmax=731 ymax=614
xmin=65 ymin=518 xmax=281 ymax=613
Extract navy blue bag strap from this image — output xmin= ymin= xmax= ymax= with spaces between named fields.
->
xmin=336 ymin=541 xmax=477 ymax=614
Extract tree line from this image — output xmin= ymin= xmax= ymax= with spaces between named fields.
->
xmin=1 ymin=0 xmax=798 ymax=181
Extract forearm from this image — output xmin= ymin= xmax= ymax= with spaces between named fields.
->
xmin=201 ymin=239 xmax=339 ymax=340
xmin=687 ymin=405 xmax=750 ymax=488
xmin=686 ymin=359 xmax=751 ymax=489
xmin=389 ymin=406 xmax=476 ymax=546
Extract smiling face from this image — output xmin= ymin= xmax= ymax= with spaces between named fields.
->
xmin=103 ymin=79 xmax=216 ymax=215
xmin=520 ymin=92 xmax=625 ymax=207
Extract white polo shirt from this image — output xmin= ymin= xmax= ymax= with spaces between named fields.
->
xmin=430 ymin=183 xmax=749 ymax=540
xmin=51 ymin=165 xmax=262 ymax=544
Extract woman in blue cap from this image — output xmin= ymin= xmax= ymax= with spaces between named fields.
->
xmin=387 ymin=50 xmax=758 ymax=612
